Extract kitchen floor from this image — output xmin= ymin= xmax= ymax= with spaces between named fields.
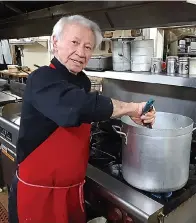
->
xmin=0 ymin=190 xmax=8 ymax=211
xmin=0 ymin=188 xmax=8 ymax=223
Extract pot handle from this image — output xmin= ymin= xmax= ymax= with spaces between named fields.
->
xmin=112 ymin=125 xmax=127 ymax=145
xmin=193 ymin=127 xmax=196 ymax=132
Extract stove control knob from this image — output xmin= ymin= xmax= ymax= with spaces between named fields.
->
xmin=108 ymin=208 xmax=122 ymax=221
xmin=125 ymin=216 xmax=134 ymax=223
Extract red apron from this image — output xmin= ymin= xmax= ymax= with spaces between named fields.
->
xmin=17 ymin=63 xmax=91 ymax=223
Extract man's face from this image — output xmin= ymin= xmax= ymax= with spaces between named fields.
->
xmin=53 ymin=23 xmax=95 ymax=73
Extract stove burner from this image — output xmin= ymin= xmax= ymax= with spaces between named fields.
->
xmin=151 ymin=192 xmax=173 ymax=199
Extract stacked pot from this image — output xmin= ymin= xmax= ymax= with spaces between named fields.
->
xmin=131 ymin=39 xmax=154 ymax=72
xmin=111 ymin=37 xmax=133 ymax=71
xmin=111 ymin=38 xmax=154 ymax=72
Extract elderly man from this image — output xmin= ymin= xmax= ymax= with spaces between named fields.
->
xmin=8 ymin=15 xmax=155 ymax=223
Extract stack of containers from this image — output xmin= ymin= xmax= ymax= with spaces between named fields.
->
xmin=111 ymin=37 xmax=134 ymax=72
xmin=131 ymin=39 xmax=154 ymax=72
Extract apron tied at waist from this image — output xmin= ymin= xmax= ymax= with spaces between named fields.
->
xmin=16 ymin=170 xmax=85 ymax=212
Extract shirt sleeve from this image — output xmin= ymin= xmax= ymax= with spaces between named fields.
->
xmin=29 ymin=67 xmax=113 ymax=127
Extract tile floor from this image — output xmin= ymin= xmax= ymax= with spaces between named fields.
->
xmin=0 ymin=191 xmax=8 ymax=211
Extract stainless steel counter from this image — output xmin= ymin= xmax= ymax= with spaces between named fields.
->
xmin=85 ymin=70 xmax=196 ymax=89
xmin=86 ymin=164 xmax=163 ymax=222
xmin=0 ymin=91 xmax=21 ymax=104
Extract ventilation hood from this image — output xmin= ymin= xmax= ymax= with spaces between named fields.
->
xmin=0 ymin=1 xmax=196 ymax=39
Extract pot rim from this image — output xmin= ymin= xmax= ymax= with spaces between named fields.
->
xmin=121 ymin=112 xmax=194 ymax=137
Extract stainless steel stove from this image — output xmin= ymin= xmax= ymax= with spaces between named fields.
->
xmin=85 ymin=120 xmax=196 ymax=223
xmin=0 ymin=91 xmax=21 ymax=188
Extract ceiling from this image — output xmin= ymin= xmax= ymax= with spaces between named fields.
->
xmin=0 ymin=1 xmax=196 ymax=39
xmin=0 ymin=2 xmax=64 ymax=19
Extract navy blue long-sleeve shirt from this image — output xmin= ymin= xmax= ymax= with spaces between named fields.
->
xmin=16 ymin=57 xmax=113 ymax=164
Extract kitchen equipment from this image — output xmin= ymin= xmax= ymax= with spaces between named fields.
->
xmin=179 ymin=40 xmax=186 ymax=53
xmin=131 ymin=56 xmax=152 ymax=72
xmin=113 ymin=112 xmax=194 ymax=192
xmin=188 ymin=45 xmax=191 ymax=53
xmin=190 ymin=42 xmax=196 ymax=52
xmin=0 ymin=79 xmax=8 ymax=91
xmin=0 ymin=95 xmax=22 ymax=188
xmin=86 ymin=121 xmax=196 ymax=223
xmin=85 ymin=55 xmax=112 ymax=71
xmin=178 ymin=57 xmax=189 ymax=77
xmin=151 ymin=57 xmax=162 ymax=74
xmin=10 ymin=80 xmax=26 ymax=97
xmin=34 ymin=64 xmax=40 ymax=68
xmin=189 ymin=57 xmax=196 ymax=78
xmin=167 ymin=56 xmax=178 ymax=76
xmin=2 ymin=102 xmax=22 ymax=125
xmin=131 ymin=39 xmax=154 ymax=72
xmin=141 ymin=99 xmax=155 ymax=129
xmin=111 ymin=37 xmax=134 ymax=71
xmin=142 ymin=99 xmax=155 ymax=114
xmin=17 ymin=66 xmax=30 ymax=75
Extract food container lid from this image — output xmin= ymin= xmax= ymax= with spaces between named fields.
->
xmin=111 ymin=37 xmax=135 ymax=41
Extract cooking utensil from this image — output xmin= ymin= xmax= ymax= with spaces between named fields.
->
xmin=16 ymin=66 xmax=30 ymax=75
xmin=142 ymin=99 xmax=155 ymax=129
xmin=34 ymin=64 xmax=40 ymax=68
xmin=113 ymin=112 xmax=195 ymax=192
xmin=142 ymin=99 xmax=155 ymax=114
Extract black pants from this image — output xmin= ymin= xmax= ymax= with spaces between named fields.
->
xmin=8 ymin=175 xmax=19 ymax=223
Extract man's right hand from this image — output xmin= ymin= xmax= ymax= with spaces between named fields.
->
xmin=111 ymin=99 xmax=156 ymax=126
xmin=127 ymin=102 xmax=156 ymax=126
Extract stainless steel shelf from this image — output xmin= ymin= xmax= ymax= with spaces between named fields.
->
xmin=178 ymin=52 xmax=196 ymax=56
xmin=85 ymin=70 xmax=196 ymax=89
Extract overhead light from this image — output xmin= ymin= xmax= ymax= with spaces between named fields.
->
xmin=186 ymin=0 xmax=196 ymax=5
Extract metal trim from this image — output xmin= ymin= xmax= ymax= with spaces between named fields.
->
xmin=86 ymin=164 xmax=163 ymax=221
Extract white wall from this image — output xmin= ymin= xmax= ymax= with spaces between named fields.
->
xmin=154 ymin=28 xmax=164 ymax=59
xmin=143 ymin=28 xmax=164 ymax=59
xmin=21 ymin=36 xmax=53 ymax=70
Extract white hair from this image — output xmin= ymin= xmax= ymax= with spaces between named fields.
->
xmin=52 ymin=15 xmax=103 ymax=49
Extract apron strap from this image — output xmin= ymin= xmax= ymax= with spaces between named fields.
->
xmin=16 ymin=171 xmax=85 ymax=212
